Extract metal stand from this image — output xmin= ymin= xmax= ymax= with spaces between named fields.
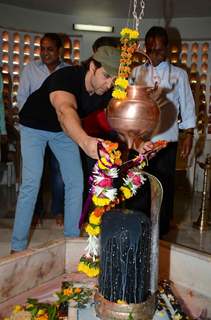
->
xmin=193 ymin=154 xmax=211 ymax=231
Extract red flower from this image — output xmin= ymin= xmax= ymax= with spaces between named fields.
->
xmin=132 ymin=175 xmax=141 ymax=186
xmin=97 ymin=178 xmax=113 ymax=188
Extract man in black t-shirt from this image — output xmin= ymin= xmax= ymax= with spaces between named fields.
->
xmin=11 ymin=46 xmax=154 ymax=253
xmin=11 ymin=46 xmax=121 ymax=252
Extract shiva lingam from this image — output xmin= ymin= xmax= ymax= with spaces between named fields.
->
xmin=94 ymin=52 xmax=163 ymax=318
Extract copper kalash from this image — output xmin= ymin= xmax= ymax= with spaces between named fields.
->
xmin=94 ymin=53 xmax=163 ymax=319
xmin=107 ymin=84 xmax=160 ymax=150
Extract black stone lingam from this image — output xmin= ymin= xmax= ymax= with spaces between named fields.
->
xmin=95 ymin=171 xmax=163 ymax=320
xmin=99 ymin=209 xmax=151 ymax=304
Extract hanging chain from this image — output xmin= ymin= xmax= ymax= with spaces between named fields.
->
xmin=132 ymin=0 xmax=145 ymax=30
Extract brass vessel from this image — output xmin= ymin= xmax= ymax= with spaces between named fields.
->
xmin=107 ymin=85 xmax=160 ymax=149
xmin=193 ymin=154 xmax=211 ymax=231
xmin=95 ymin=292 xmax=156 ymax=320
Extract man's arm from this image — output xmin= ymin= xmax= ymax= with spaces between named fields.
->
xmin=50 ymin=90 xmax=100 ymax=159
xmin=178 ymin=70 xmax=196 ymax=159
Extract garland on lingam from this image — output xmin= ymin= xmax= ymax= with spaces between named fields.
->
xmin=78 ymin=140 xmax=167 ymax=278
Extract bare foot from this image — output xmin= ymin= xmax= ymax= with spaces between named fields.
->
xmin=55 ymin=213 xmax=64 ymax=227
xmin=31 ymin=216 xmax=43 ymax=228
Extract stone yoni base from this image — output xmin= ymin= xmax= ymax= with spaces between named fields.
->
xmin=94 ymin=291 xmax=156 ymax=320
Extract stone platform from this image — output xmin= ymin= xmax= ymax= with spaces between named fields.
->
xmin=0 ymin=238 xmax=210 ymax=319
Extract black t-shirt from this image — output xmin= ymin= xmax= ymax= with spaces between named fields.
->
xmin=19 ymin=65 xmax=112 ymax=132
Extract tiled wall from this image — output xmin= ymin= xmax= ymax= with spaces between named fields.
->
xmin=0 ymin=28 xmax=82 ymax=108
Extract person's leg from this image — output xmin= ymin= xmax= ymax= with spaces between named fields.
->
xmin=11 ymin=126 xmax=47 ymax=251
xmin=32 ymin=148 xmax=49 ymax=227
xmin=49 ymin=149 xmax=64 ymax=220
xmin=148 ymin=142 xmax=178 ymax=236
xmin=49 ymin=132 xmax=83 ymax=237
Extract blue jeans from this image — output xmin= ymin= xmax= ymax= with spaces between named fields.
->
xmin=34 ymin=146 xmax=64 ymax=217
xmin=50 ymin=150 xmax=64 ymax=216
xmin=11 ymin=126 xmax=83 ymax=251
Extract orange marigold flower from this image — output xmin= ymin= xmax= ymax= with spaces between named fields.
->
xmin=63 ymin=288 xmax=73 ymax=296
xmin=94 ymin=207 xmax=104 ymax=217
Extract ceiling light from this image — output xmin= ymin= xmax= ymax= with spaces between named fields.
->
xmin=73 ymin=24 xmax=114 ymax=33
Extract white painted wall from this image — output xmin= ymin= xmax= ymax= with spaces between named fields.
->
xmin=0 ymin=3 xmax=211 ymax=60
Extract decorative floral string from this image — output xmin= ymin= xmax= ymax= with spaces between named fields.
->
xmin=112 ymin=28 xmax=139 ymax=99
xmin=78 ymin=140 xmax=167 ymax=278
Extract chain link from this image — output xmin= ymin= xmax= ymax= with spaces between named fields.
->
xmin=132 ymin=0 xmax=145 ymax=30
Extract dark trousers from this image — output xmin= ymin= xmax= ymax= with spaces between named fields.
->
xmin=125 ymin=142 xmax=178 ymax=236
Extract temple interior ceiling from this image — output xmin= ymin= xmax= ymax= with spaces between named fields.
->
xmin=0 ymin=0 xmax=210 ymax=19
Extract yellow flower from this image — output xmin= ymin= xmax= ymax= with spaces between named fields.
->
xmin=37 ymin=309 xmax=45 ymax=315
xmin=89 ymin=212 xmax=101 ymax=225
xmin=92 ymin=194 xmax=111 ymax=206
xmin=12 ymin=305 xmax=23 ymax=313
xmin=114 ymin=78 xmax=128 ymax=89
xmin=120 ymin=186 xmax=132 ymax=199
xmin=85 ymin=224 xmax=101 ymax=236
xmin=120 ymin=28 xmax=131 ymax=37
xmin=87 ymin=267 xmax=100 ymax=277
xmin=173 ymin=314 xmax=183 ymax=320
xmin=113 ymin=150 xmax=121 ymax=159
xmin=100 ymin=156 xmax=112 ymax=167
xmin=139 ymin=160 xmax=146 ymax=169
xmin=130 ymin=30 xmax=139 ymax=39
xmin=112 ymin=89 xmax=127 ymax=100
xmin=98 ymin=160 xmax=108 ymax=170
xmin=117 ymin=299 xmax=127 ymax=304
xmin=78 ymin=261 xmax=99 ymax=277
xmin=78 ymin=261 xmax=84 ymax=272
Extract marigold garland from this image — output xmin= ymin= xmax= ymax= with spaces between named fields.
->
xmin=78 ymin=140 xmax=167 ymax=278
xmin=78 ymin=140 xmax=168 ymax=278
xmin=112 ymin=27 xmax=140 ymax=99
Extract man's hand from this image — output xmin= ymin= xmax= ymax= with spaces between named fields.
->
xmin=133 ymin=140 xmax=168 ymax=158
xmin=80 ymin=136 xmax=100 ymax=159
xmin=180 ymin=134 xmax=193 ymax=159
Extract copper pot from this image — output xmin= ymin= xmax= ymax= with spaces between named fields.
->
xmin=107 ymin=85 xmax=160 ymax=149
xmin=95 ymin=291 xmax=156 ymax=320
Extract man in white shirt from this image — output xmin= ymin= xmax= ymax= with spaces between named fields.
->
xmin=130 ymin=26 xmax=196 ymax=236
xmin=17 ymin=33 xmax=69 ymax=226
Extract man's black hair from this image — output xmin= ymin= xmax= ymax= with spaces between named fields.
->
xmin=41 ymin=33 xmax=62 ymax=49
xmin=92 ymin=36 xmax=120 ymax=53
xmin=145 ymin=26 xmax=168 ymax=47
xmin=81 ymin=57 xmax=102 ymax=71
